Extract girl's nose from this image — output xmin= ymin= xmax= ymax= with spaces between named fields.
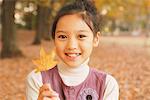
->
xmin=66 ymin=38 xmax=78 ymax=50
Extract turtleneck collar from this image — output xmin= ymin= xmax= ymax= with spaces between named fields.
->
xmin=57 ymin=58 xmax=90 ymax=86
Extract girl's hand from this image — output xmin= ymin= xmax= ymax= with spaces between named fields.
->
xmin=38 ymin=83 xmax=60 ymax=100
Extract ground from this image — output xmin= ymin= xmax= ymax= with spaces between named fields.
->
xmin=0 ymin=30 xmax=150 ymax=100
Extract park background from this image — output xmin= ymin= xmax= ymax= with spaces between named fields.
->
xmin=0 ymin=0 xmax=150 ymax=99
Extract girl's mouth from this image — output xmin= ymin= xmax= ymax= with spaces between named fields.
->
xmin=65 ymin=53 xmax=81 ymax=60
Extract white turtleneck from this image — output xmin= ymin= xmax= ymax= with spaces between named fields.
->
xmin=57 ymin=58 xmax=90 ymax=86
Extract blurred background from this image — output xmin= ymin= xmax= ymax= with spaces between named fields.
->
xmin=0 ymin=0 xmax=150 ymax=99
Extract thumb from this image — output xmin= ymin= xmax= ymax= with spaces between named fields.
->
xmin=44 ymin=83 xmax=59 ymax=97
xmin=45 ymin=83 xmax=52 ymax=91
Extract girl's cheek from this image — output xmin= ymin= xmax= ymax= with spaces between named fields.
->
xmin=55 ymin=42 xmax=66 ymax=52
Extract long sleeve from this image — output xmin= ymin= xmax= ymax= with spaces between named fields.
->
xmin=103 ymin=74 xmax=119 ymax=100
xmin=26 ymin=70 xmax=43 ymax=100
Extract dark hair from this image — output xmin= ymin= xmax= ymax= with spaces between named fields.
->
xmin=51 ymin=0 xmax=102 ymax=39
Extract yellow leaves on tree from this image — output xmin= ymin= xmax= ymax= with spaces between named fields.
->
xmin=32 ymin=47 xmax=57 ymax=73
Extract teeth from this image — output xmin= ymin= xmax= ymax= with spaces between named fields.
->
xmin=65 ymin=53 xmax=80 ymax=57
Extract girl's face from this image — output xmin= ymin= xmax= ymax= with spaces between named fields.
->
xmin=54 ymin=14 xmax=100 ymax=67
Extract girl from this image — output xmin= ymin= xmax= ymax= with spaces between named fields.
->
xmin=26 ymin=0 xmax=119 ymax=100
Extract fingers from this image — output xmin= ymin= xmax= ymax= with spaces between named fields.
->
xmin=39 ymin=84 xmax=51 ymax=94
xmin=42 ymin=90 xmax=59 ymax=97
xmin=38 ymin=83 xmax=59 ymax=100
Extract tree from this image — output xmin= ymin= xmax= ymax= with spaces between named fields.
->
xmin=1 ymin=0 xmax=23 ymax=58
xmin=33 ymin=5 xmax=50 ymax=44
xmin=32 ymin=0 xmax=52 ymax=44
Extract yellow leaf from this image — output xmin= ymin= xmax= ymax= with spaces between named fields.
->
xmin=33 ymin=47 xmax=58 ymax=73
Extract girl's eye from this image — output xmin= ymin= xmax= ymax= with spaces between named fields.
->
xmin=58 ymin=35 xmax=67 ymax=39
xmin=78 ymin=35 xmax=87 ymax=39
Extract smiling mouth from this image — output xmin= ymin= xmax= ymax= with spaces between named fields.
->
xmin=65 ymin=53 xmax=81 ymax=57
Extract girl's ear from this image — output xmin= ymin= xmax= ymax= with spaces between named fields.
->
xmin=93 ymin=32 xmax=100 ymax=47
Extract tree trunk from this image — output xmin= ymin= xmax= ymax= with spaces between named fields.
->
xmin=1 ymin=0 xmax=23 ymax=58
xmin=32 ymin=5 xmax=51 ymax=45
xmin=42 ymin=7 xmax=51 ymax=40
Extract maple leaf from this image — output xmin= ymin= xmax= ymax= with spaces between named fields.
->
xmin=32 ymin=47 xmax=57 ymax=73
